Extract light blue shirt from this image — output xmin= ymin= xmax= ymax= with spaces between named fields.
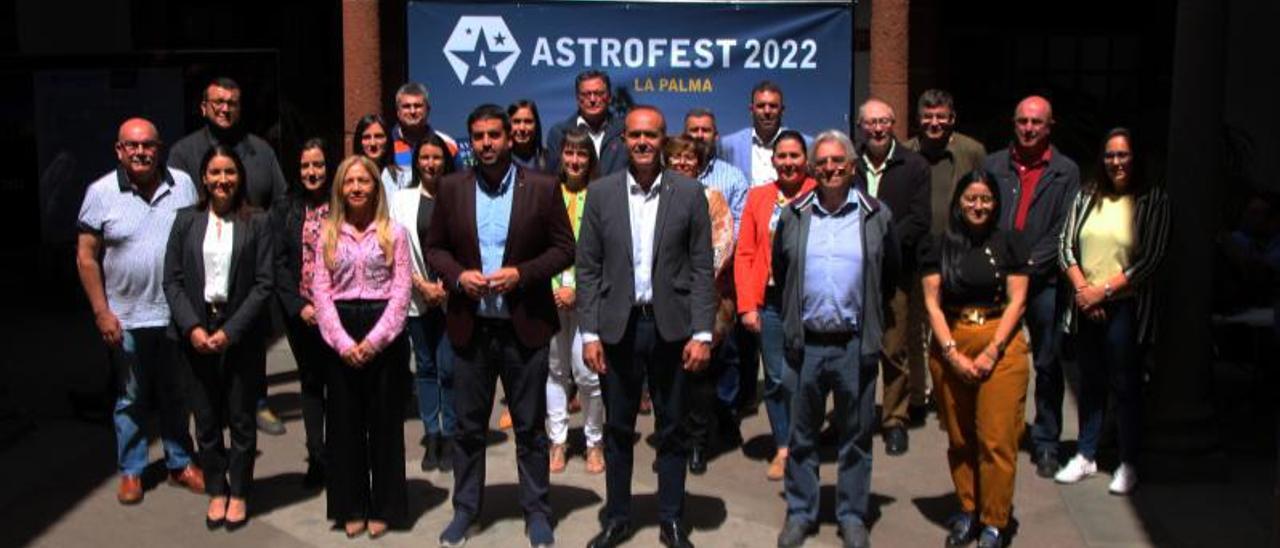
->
xmin=698 ymin=157 xmax=749 ymax=236
xmin=802 ymin=190 xmax=864 ymax=333
xmin=475 ymin=164 xmax=516 ymax=319
xmin=77 ymin=167 xmax=199 ymax=329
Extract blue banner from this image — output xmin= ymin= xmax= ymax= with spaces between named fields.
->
xmin=408 ymin=1 xmax=853 ymax=140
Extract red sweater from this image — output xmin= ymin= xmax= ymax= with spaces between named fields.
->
xmin=734 ymin=177 xmax=818 ymax=314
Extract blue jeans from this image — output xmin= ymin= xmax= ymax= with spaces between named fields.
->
xmin=759 ymin=305 xmax=795 ymax=448
xmin=785 ymin=334 xmax=878 ymax=526
xmin=1074 ymin=299 xmax=1142 ymax=462
xmin=113 ymin=327 xmax=195 ymax=476
xmin=1026 ymin=283 xmax=1064 ymax=454
xmin=407 ymin=312 xmax=456 ymax=437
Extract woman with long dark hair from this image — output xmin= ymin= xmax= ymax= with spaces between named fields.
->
xmin=390 ymin=133 xmax=458 ymax=472
xmin=1054 ymin=128 xmax=1170 ymax=494
xmin=353 ymin=114 xmax=410 ymax=195
xmin=272 ymin=138 xmax=333 ymax=488
xmin=734 ymin=129 xmax=814 ymax=481
xmin=313 ymin=155 xmax=412 ymax=538
xmin=509 ymin=99 xmax=548 ymax=172
xmin=163 ymin=145 xmax=273 ymax=530
xmin=920 ymin=169 xmax=1031 ymax=548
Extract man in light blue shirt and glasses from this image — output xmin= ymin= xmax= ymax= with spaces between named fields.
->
xmin=771 ymin=130 xmax=900 ymax=548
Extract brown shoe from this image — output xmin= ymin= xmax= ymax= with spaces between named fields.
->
xmin=117 ymin=475 xmax=143 ymax=505
xmin=766 ymin=448 xmax=788 ymax=481
xmin=498 ymin=408 xmax=513 ymax=430
xmin=549 ymin=443 xmax=567 ymax=474
xmin=168 ymin=464 xmax=206 ymax=494
xmin=585 ymin=445 xmax=605 ymax=474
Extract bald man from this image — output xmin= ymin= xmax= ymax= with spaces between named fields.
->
xmin=853 ymin=98 xmax=931 ymax=456
xmin=77 ymin=118 xmax=204 ymax=504
xmin=982 ymin=95 xmax=1080 ymax=478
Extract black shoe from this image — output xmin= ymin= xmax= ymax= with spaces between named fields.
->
xmin=945 ymin=513 xmax=978 ymax=546
xmin=587 ymin=520 xmax=634 ymax=548
xmin=883 ymin=426 xmax=909 ymax=456
xmin=1035 ymin=449 xmax=1059 ymax=478
xmin=437 ymin=437 xmax=454 ymax=473
xmin=421 ymin=435 xmax=441 ymax=472
xmin=976 ymin=526 xmax=1006 ymax=548
xmin=303 ymin=459 xmax=325 ymax=489
xmin=205 ymin=516 xmax=224 ymax=530
xmin=776 ymin=519 xmax=813 ymax=548
xmin=689 ymin=447 xmax=708 ymax=475
xmin=224 ymin=516 xmax=248 ymax=532
xmin=838 ymin=518 xmax=870 ymax=548
xmin=659 ymin=520 xmax=693 ymax=548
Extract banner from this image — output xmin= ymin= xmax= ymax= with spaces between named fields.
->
xmin=407 ymin=0 xmax=853 ymax=140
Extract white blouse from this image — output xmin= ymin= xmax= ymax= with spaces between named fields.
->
xmin=203 ymin=211 xmax=235 ymax=304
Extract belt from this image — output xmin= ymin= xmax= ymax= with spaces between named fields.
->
xmin=804 ymin=329 xmax=854 ymax=346
xmin=633 ymin=304 xmax=655 ymax=319
xmin=946 ymin=306 xmax=1005 ymax=325
xmin=205 ymin=302 xmax=227 ymax=326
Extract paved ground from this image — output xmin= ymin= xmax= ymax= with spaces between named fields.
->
xmin=0 ymin=322 xmax=1273 ymax=548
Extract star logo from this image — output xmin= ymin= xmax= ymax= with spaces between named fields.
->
xmin=443 ymin=16 xmax=521 ymax=86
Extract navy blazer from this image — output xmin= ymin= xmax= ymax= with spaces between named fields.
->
xmin=163 ymin=207 xmax=274 ymax=345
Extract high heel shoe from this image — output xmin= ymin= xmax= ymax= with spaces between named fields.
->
xmin=368 ymin=520 xmax=388 ymax=539
xmin=206 ymin=496 xmax=227 ymax=531
xmin=344 ymin=520 xmax=367 ymax=538
xmin=224 ymin=498 xmax=248 ymax=532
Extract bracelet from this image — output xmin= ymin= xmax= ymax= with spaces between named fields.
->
xmin=1103 ymin=282 xmax=1113 ymax=299
xmin=941 ymin=340 xmax=957 ymax=352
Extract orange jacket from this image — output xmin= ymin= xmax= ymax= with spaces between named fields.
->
xmin=734 ymin=177 xmax=818 ymax=314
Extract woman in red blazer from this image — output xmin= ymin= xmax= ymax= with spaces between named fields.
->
xmin=733 ymin=129 xmax=818 ymax=481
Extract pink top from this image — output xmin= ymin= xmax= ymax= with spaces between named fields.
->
xmin=312 ymin=221 xmax=412 ymax=355
xmin=299 ymin=202 xmax=329 ymax=302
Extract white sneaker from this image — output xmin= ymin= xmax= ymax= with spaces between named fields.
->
xmin=1054 ymin=454 xmax=1097 ymax=484
xmin=1108 ymin=463 xmax=1138 ymax=495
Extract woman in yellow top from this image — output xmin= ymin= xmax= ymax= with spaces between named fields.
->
xmin=545 ymin=128 xmax=606 ymax=475
xmin=1055 ymin=128 xmax=1170 ymax=494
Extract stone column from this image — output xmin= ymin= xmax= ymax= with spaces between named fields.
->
xmin=869 ymin=0 xmax=910 ymax=140
xmin=342 ymin=0 xmax=382 ymax=153
xmin=1148 ymin=0 xmax=1223 ymax=455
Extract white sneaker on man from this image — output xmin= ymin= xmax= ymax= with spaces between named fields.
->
xmin=1054 ymin=454 xmax=1097 ymax=484
xmin=1108 ymin=463 xmax=1138 ymax=495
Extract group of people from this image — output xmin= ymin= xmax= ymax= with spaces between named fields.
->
xmin=76 ymin=68 xmax=1169 ymax=548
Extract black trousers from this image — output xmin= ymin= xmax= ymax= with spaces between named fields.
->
xmin=282 ymin=306 xmax=328 ymax=462
xmin=684 ymin=334 xmax=738 ymax=451
xmin=183 ymin=317 xmax=264 ymax=498
xmin=451 ymin=318 xmax=551 ymax=521
xmin=601 ymin=310 xmax=691 ymax=523
xmin=324 ymin=300 xmax=409 ymax=523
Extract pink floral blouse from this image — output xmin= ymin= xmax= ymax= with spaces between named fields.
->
xmin=311 ymin=221 xmax=412 ymax=355
xmin=298 ymin=202 xmax=329 ymax=302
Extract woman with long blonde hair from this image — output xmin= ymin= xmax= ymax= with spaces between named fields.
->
xmin=311 ymin=155 xmax=412 ymax=538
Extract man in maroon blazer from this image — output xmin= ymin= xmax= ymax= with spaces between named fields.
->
xmin=425 ymin=104 xmax=575 ymax=548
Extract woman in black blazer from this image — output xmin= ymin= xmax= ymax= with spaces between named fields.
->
xmin=164 ymin=144 xmax=273 ymax=530
xmin=272 ymin=138 xmax=333 ymax=487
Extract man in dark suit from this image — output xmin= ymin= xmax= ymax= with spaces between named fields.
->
xmin=545 ymin=70 xmax=629 ymax=175
xmin=577 ymin=105 xmax=716 ymax=548
xmin=425 ymin=104 xmax=575 ymax=548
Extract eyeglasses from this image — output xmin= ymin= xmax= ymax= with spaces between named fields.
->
xmin=860 ymin=117 xmax=894 ymax=129
xmin=205 ymin=98 xmax=239 ymax=109
xmin=578 ymin=90 xmax=608 ymax=99
xmin=117 ymin=140 xmax=159 ymax=151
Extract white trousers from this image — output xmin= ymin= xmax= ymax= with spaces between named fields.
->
xmin=545 ymin=308 xmax=603 ymax=446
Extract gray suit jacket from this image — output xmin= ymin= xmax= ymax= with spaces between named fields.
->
xmin=576 ymin=169 xmax=716 ymax=344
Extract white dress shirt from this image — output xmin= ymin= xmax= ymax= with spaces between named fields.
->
xmin=576 ymin=115 xmax=607 ymax=157
xmin=202 ymin=211 xmax=234 ymax=304
xmin=749 ymin=129 xmax=780 ymax=187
